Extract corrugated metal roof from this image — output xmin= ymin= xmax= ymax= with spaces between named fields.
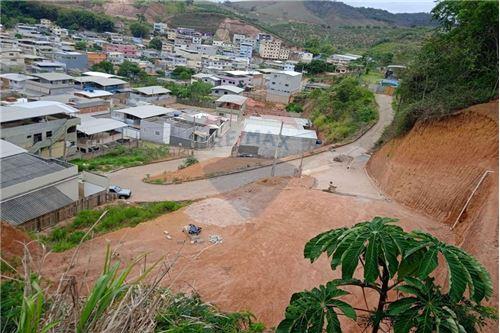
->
xmin=0 ymin=153 xmax=69 ymax=189
xmin=32 ymin=72 xmax=73 ymax=81
xmin=114 ymin=105 xmax=174 ymax=119
xmin=0 ymin=186 xmax=74 ymax=226
xmin=0 ymin=101 xmax=78 ymax=123
xmin=0 ymin=140 xmax=27 ymax=158
xmin=216 ymin=94 xmax=248 ymax=105
xmin=211 ymin=85 xmax=244 ymax=94
xmin=74 ymin=76 xmax=127 ymax=86
xmin=133 ymin=86 xmax=171 ymax=95
xmin=77 ymin=116 xmax=127 ymax=135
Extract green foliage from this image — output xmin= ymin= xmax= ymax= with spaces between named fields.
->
xmin=285 ymin=103 xmax=303 ymax=113
xmin=307 ymin=76 xmax=378 ymax=143
xmin=90 ymin=60 xmax=115 ymax=74
xmin=280 ymin=216 xmax=495 ymax=332
xmin=171 ymin=66 xmax=195 ymax=80
xmin=40 ymin=201 xmax=185 ymax=252
xmin=0 ymin=1 xmax=114 ymax=32
xmin=178 ymin=156 xmax=199 ymax=170
xmin=277 ymin=282 xmax=355 ymax=333
xmin=1 ymin=279 xmax=24 ymax=332
xmin=156 ymin=293 xmax=264 ymax=333
xmin=129 ymin=21 xmax=151 ymax=38
xmin=71 ymin=145 xmax=170 ymax=172
xmin=295 ymin=60 xmax=336 ymax=75
xmin=165 ymin=81 xmax=213 ymax=100
xmin=149 ymin=37 xmax=163 ymax=51
xmin=117 ymin=60 xmax=146 ymax=80
xmin=74 ymin=41 xmax=87 ymax=51
xmin=17 ymin=278 xmax=57 ymax=333
xmin=303 ymin=38 xmax=335 ymax=56
xmin=388 ymin=0 xmax=498 ymax=139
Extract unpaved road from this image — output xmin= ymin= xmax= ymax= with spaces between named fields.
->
xmin=109 ymin=95 xmax=394 ymax=201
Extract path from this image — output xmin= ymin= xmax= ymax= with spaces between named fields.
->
xmin=109 ymin=94 xmax=394 ymax=201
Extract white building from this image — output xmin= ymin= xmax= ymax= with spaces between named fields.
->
xmin=266 ymin=70 xmax=303 ymax=104
xmin=153 ymin=22 xmax=169 ymax=34
xmin=258 ymin=40 xmax=290 ymax=60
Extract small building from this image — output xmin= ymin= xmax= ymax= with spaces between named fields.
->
xmin=153 ymin=22 xmax=169 ymax=35
xmin=235 ymin=116 xmax=318 ymax=158
xmin=191 ymin=73 xmax=221 ymax=86
xmin=265 ymin=70 xmax=302 ymax=104
xmin=0 ymin=49 xmax=25 ymax=71
xmin=0 ymin=73 xmax=36 ymax=92
xmin=40 ymin=93 xmax=111 ymax=114
xmin=111 ymin=105 xmax=173 ymax=128
xmin=24 ymin=72 xmax=75 ymax=96
xmin=0 ymin=101 xmax=80 ymax=158
xmin=218 ymin=70 xmax=253 ymax=87
xmin=30 ymin=61 xmax=66 ymax=73
xmin=76 ymin=115 xmax=127 ymax=153
xmin=211 ymin=85 xmax=244 ymax=96
xmin=328 ymin=53 xmax=362 ymax=66
xmin=53 ymin=51 xmax=88 ymax=71
xmin=87 ymin=52 xmax=108 ymax=66
xmin=215 ymin=94 xmax=248 ymax=120
xmin=74 ymin=76 xmax=128 ymax=93
xmin=130 ymin=86 xmax=172 ymax=105
xmin=107 ymin=51 xmax=125 ymax=65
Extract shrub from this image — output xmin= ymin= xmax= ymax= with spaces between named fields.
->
xmin=178 ymin=156 xmax=198 ymax=170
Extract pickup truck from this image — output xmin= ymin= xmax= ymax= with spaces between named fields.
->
xmin=108 ymin=185 xmax=132 ymax=199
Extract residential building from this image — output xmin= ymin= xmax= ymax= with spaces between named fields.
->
xmin=0 ymin=101 xmax=80 ymax=158
xmin=30 ymin=61 xmax=66 ymax=73
xmin=106 ymin=51 xmax=125 ymax=65
xmin=161 ymin=42 xmax=174 ymax=54
xmin=0 ymin=73 xmax=36 ymax=92
xmin=24 ymin=73 xmax=75 ymax=96
xmin=258 ymin=40 xmax=290 ymax=60
xmin=87 ymin=52 xmax=107 ymax=66
xmin=218 ymin=70 xmax=253 ymax=88
xmin=153 ymin=22 xmax=169 ymax=35
xmin=129 ymin=86 xmax=173 ymax=105
xmin=235 ymin=116 xmax=318 ymax=158
xmin=215 ymin=94 xmax=248 ymax=120
xmin=54 ymin=51 xmax=88 ymax=71
xmin=211 ymin=85 xmax=244 ymax=96
xmin=76 ymin=115 xmax=127 ymax=153
xmin=111 ymin=105 xmax=173 ymax=128
xmin=191 ymin=73 xmax=221 ymax=86
xmin=74 ymin=76 xmax=128 ymax=93
xmin=265 ymin=70 xmax=302 ymax=104
xmin=0 ymin=49 xmax=25 ymax=71
xmin=186 ymin=44 xmax=218 ymax=56
xmin=328 ymin=53 xmax=362 ymax=66
xmin=40 ymin=92 xmax=111 ymax=114
xmin=239 ymin=42 xmax=253 ymax=59
xmin=103 ymin=43 xmax=138 ymax=57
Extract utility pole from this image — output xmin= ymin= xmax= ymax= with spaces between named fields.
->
xmin=297 ymin=151 xmax=304 ymax=177
xmin=271 ymin=121 xmax=284 ymax=177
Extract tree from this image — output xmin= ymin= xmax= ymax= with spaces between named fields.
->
xmin=171 ymin=66 xmax=195 ymax=80
xmin=149 ymin=37 xmax=162 ymax=51
xmin=117 ymin=60 xmax=144 ymax=80
xmin=129 ymin=21 xmax=150 ymax=38
xmin=278 ymin=217 xmax=495 ymax=333
xmin=75 ymin=40 xmax=87 ymax=51
xmin=90 ymin=61 xmax=114 ymax=74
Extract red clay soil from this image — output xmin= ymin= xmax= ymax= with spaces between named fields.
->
xmin=1 ymin=222 xmax=41 ymax=273
xmin=40 ymin=177 xmax=452 ymax=329
xmin=148 ymin=157 xmax=268 ymax=183
xmin=367 ymin=100 xmax=499 ymax=310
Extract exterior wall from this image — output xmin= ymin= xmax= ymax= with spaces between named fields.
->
xmin=266 ymin=72 xmax=302 ymax=103
xmin=54 ymin=52 xmax=88 ymax=70
xmin=104 ymin=44 xmax=138 ymax=57
xmin=211 ymin=88 xmax=242 ymax=96
xmin=87 ymin=52 xmax=107 ymax=66
xmin=24 ymin=80 xmax=74 ymax=95
xmin=77 ymin=103 xmax=110 ymax=114
xmin=258 ymin=40 xmax=290 ymax=60
xmin=237 ymin=132 xmax=317 ymax=158
xmin=265 ymin=92 xmax=292 ymax=104
xmin=219 ymin=75 xmax=252 ymax=87
xmin=140 ymin=120 xmax=171 ymax=144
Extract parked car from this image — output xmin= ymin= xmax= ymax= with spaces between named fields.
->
xmin=108 ymin=185 xmax=132 ymax=199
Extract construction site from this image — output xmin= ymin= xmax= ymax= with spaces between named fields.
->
xmin=1 ymin=99 xmax=493 ymax=329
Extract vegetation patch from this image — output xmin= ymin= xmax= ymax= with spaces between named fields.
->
xmin=71 ymin=144 xmax=171 ymax=172
xmin=39 ymin=201 xmax=186 ymax=252
xmin=304 ymin=76 xmax=378 ymax=143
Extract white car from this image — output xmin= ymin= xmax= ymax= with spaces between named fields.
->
xmin=108 ymin=185 xmax=132 ymax=199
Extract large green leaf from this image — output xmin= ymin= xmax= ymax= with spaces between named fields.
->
xmin=276 ymin=282 xmax=355 ymax=333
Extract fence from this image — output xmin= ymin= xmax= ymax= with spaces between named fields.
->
xmin=21 ymin=191 xmax=117 ymax=232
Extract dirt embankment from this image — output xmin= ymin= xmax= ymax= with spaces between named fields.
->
xmin=367 ymin=100 xmax=499 ymax=308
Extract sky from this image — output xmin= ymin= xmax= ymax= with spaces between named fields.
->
xmin=340 ymin=0 xmax=436 ymax=13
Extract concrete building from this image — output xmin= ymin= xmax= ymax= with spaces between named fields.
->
xmin=0 ymin=49 xmax=25 ymax=71
xmin=24 ymin=72 xmax=75 ymax=96
xmin=74 ymin=76 xmax=128 ymax=93
xmin=218 ymin=70 xmax=253 ymax=87
xmin=191 ymin=73 xmax=221 ymax=86
xmin=130 ymin=86 xmax=172 ymax=105
xmin=211 ymin=85 xmax=244 ymax=96
xmin=239 ymin=42 xmax=253 ymax=59
xmin=258 ymin=40 xmax=289 ymax=60
xmin=31 ymin=61 xmax=66 ymax=73
xmin=235 ymin=116 xmax=317 ymax=158
xmin=215 ymin=94 xmax=248 ymax=120
xmin=111 ymin=105 xmax=173 ymax=128
xmin=87 ymin=52 xmax=107 ymax=66
xmin=153 ymin=22 xmax=169 ymax=35
xmin=76 ymin=115 xmax=127 ymax=153
xmin=0 ymin=73 xmax=36 ymax=92
xmin=266 ymin=70 xmax=302 ymax=104
xmin=107 ymin=51 xmax=125 ymax=65
xmin=54 ymin=51 xmax=88 ymax=71
xmin=0 ymin=101 xmax=80 ymax=158
xmin=40 ymin=92 xmax=111 ymax=114
xmin=328 ymin=53 xmax=362 ymax=66
xmin=104 ymin=43 xmax=138 ymax=57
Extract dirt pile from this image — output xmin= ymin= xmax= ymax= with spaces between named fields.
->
xmin=367 ymin=100 xmax=499 ymax=308
xmin=1 ymin=222 xmax=40 ymax=271
xmin=41 ymin=177 xmax=451 ymax=328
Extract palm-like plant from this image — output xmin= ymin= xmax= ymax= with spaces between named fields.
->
xmin=278 ymin=217 xmax=495 ymax=333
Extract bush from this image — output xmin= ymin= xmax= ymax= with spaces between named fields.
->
xmin=178 ymin=156 xmax=198 ymax=170
xmin=1 ymin=280 xmax=24 ymax=332
xmin=285 ymin=103 xmax=303 ymax=113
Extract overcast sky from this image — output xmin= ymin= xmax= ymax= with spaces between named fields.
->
xmin=340 ymin=0 xmax=436 ymax=13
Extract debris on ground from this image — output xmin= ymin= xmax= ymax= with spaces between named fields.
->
xmin=209 ymin=234 xmax=223 ymax=244
xmin=323 ymin=181 xmax=337 ymax=193
xmin=163 ymin=231 xmax=172 ymax=240
xmin=182 ymin=224 xmax=202 ymax=235
xmin=333 ymin=154 xmax=353 ymax=163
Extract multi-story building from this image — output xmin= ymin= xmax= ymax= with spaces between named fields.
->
xmin=24 ymin=73 xmax=75 ymax=96
xmin=74 ymin=76 xmax=128 ymax=93
xmin=186 ymin=44 xmax=217 ymax=56
xmin=0 ymin=73 xmax=36 ymax=92
xmin=30 ymin=61 xmax=66 ymax=73
xmin=0 ymin=101 xmax=80 ymax=158
xmin=258 ymin=40 xmax=290 ymax=60
xmin=265 ymin=70 xmax=302 ymax=104
xmin=53 ymin=51 xmax=88 ymax=71
xmin=103 ymin=43 xmax=138 ymax=57
xmin=0 ymin=49 xmax=25 ymax=71
xmin=328 ymin=53 xmax=362 ymax=66
xmin=239 ymin=42 xmax=253 ymax=59
xmin=106 ymin=52 xmax=125 ymax=65
xmin=153 ymin=22 xmax=169 ymax=35
xmin=87 ymin=52 xmax=107 ymax=66
xmin=218 ymin=70 xmax=253 ymax=88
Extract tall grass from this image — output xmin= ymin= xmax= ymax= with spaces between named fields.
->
xmin=39 ymin=201 xmax=186 ymax=252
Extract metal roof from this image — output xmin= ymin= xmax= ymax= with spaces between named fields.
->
xmin=77 ymin=116 xmax=127 ymax=135
xmin=243 ymin=116 xmax=317 ymax=139
xmin=0 ymin=186 xmax=74 ymax=226
xmin=216 ymin=94 xmax=248 ymax=106
xmin=74 ymin=76 xmax=127 ymax=86
xmin=211 ymin=85 xmax=244 ymax=94
xmin=0 ymin=73 xmax=36 ymax=82
xmin=132 ymin=86 xmax=171 ymax=95
xmin=0 ymin=101 xmax=78 ymax=123
xmin=113 ymin=105 xmax=174 ymax=119
xmin=0 ymin=153 xmax=69 ymax=189
xmin=31 ymin=72 xmax=73 ymax=81
xmin=82 ymin=71 xmax=123 ymax=79
xmin=74 ymin=90 xmax=113 ymax=98
xmin=0 ymin=140 xmax=27 ymax=158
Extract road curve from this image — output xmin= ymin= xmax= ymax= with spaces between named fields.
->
xmin=109 ymin=94 xmax=394 ymax=201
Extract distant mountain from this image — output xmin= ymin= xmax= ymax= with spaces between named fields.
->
xmin=226 ymin=1 xmax=435 ymax=28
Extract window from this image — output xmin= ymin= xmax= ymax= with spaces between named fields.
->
xmin=46 ymin=131 xmax=52 ymax=138
xmin=272 ymin=82 xmax=276 ymax=85
xmin=33 ymin=133 xmax=42 ymax=143
xmin=285 ymin=84 xmax=289 ymax=87
xmin=155 ymin=131 xmax=160 ymax=135
xmin=27 ymin=135 xmax=32 ymax=139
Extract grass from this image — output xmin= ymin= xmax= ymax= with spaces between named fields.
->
xmin=71 ymin=144 xmax=170 ymax=172
xmin=177 ymin=156 xmax=199 ymax=170
xmin=39 ymin=201 xmax=187 ymax=252
xmin=359 ymin=71 xmax=384 ymax=85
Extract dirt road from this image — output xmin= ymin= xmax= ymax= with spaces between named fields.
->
xmin=109 ymin=95 xmax=394 ymax=201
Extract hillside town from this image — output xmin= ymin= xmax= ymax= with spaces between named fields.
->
xmin=0 ymin=1 xmax=498 ymax=332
